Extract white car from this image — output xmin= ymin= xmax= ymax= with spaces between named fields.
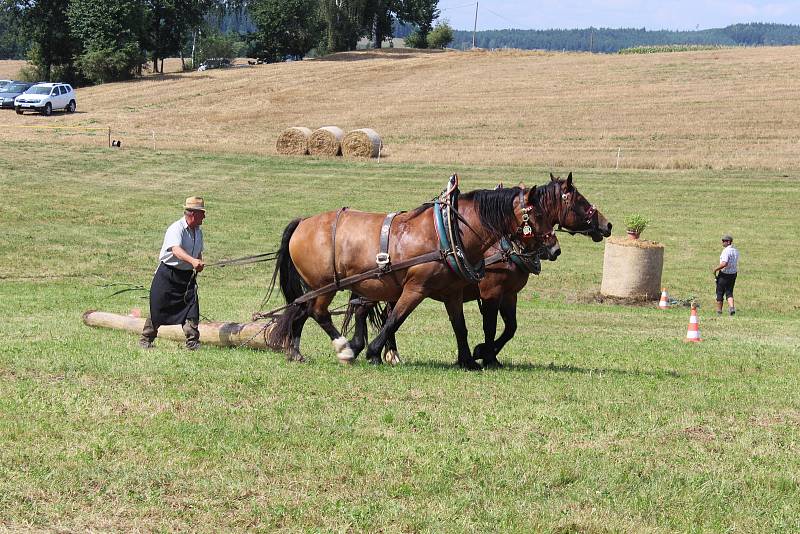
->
xmin=15 ymin=82 xmax=77 ymax=116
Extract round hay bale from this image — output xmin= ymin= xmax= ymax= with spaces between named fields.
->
xmin=342 ymin=128 xmax=382 ymax=158
xmin=600 ymin=236 xmax=664 ymax=300
xmin=276 ymin=127 xmax=312 ymax=155
xmin=308 ymin=126 xmax=345 ymax=156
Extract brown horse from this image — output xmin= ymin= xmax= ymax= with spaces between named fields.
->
xmin=345 ymin=173 xmax=612 ymax=367
xmin=267 ymin=182 xmax=564 ymax=369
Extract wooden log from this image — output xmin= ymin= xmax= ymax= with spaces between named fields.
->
xmin=82 ymin=310 xmax=276 ymax=350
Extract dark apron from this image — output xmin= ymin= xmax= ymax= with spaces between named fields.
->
xmin=149 ymin=262 xmax=199 ymax=326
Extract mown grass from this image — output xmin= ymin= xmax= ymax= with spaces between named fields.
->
xmin=3 ymin=45 xmax=800 ymax=170
xmin=1 ymin=143 xmax=799 ymax=532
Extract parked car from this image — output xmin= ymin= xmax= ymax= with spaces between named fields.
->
xmin=0 ymin=81 xmax=34 ymax=109
xmin=15 ymin=82 xmax=76 ymax=115
xmin=197 ymin=58 xmax=231 ymax=71
xmin=0 ymin=80 xmax=12 ymax=91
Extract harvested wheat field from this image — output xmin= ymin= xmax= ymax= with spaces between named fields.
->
xmin=2 ymin=46 xmax=800 ymax=169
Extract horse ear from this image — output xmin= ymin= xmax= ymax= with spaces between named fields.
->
xmin=566 ymin=172 xmax=573 ymax=188
xmin=526 ymin=185 xmax=537 ymax=204
xmin=549 ymin=172 xmax=556 ymax=182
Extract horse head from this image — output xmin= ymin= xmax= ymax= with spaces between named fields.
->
xmin=544 ymin=172 xmax=612 ymax=242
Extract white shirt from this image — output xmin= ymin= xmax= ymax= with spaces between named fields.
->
xmin=719 ymin=245 xmax=738 ymax=274
xmin=159 ymin=216 xmax=204 ymax=270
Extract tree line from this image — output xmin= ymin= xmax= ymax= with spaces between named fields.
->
xmin=0 ymin=0 xmax=444 ymax=84
xmin=450 ymin=23 xmax=800 ymax=53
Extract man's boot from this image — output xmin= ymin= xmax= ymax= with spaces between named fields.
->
xmin=139 ymin=318 xmax=158 ymax=349
xmin=183 ymin=319 xmax=200 ymax=350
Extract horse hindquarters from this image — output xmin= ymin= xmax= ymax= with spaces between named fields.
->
xmin=267 ymin=218 xmax=354 ymax=362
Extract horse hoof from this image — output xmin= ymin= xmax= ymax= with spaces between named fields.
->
xmin=383 ymin=349 xmax=402 ymax=366
xmin=483 ymin=358 xmax=503 ymax=369
xmin=472 ymin=343 xmax=487 ymax=361
xmin=332 ymin=336 xmax=355 ymax=363
xmin=458 ymin=359 xmax=483 ymax=371
xmin=368 ymin=356 xmax=382 ymax=365
xmin=287 ymin=350 xmax=305 ymax=363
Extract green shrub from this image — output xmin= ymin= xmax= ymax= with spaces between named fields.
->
xmin=404 ymin=30 xmax=428 ymax=49
xmin=428 ymin=22 xmax=454 ymax=49
xmin=623 ymin=214 xmax=650 ymax=234
xmin=76 ymin=44 xmax=144 ymax=83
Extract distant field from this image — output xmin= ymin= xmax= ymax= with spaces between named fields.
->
xmin=2 ymin=46 xmax=800 ymax=170
xmin=1 ymin=143 xmax=799 ymax=531
xmin=0 ymin=60 xmax=26 ymax=79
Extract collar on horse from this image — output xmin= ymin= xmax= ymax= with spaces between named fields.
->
xmin=433 ymin=174 xmax=485 ymax=283
xmin=500 ymin=237 xmax=542 ymax=274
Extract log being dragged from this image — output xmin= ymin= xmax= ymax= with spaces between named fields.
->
xmin=82 ymin=310 xmax=277 ymax=350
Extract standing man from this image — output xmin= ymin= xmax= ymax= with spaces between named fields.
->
xmin=139 ymin=197 xmax=206 ymax=349
xmin=713 ymin=234 xmax=739 ymax=316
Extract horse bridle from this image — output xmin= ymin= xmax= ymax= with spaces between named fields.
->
xmin=556 ymin=182 xmax=597 ymax=234
xmin=515 ymin=187 xmax=555 ymax=245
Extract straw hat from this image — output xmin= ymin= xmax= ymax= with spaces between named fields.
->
xmin=721 ymin=234 xmax=733 ymax=242
xmin=184 ymin=196 xmax=206 ymax=211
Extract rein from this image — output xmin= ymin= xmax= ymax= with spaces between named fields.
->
xmin=203 ymin=251 xmax=278 ymax=268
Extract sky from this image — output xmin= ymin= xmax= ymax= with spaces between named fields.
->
xmin=434 ymin=1 xmax=800 ymax=31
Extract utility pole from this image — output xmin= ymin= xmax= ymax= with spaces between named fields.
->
xmin=472 ymin=2 xmax=478 ymax=49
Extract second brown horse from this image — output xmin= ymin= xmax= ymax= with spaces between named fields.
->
xmin=268 ymin=182 xmax=570 ymax=369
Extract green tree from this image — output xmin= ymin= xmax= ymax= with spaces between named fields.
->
xmin=427 ymin=21 xmax=452 ymax=48
xmin=318 ymin=0 xmax=366 ymax=53
xmin=68 ymin=0 xmax=147 ymax=82
xmin=144 ymin=0 xmax=207 ymax=72
xmin=0 ymin=3 xmax=28 ymax=59
xmin=397 ymin=0 xmax=438 ymax=48
xmin=15 ymin=0 xmax=78 ymax=81
xmin=249 ymin=0 xmax=322 ymax=61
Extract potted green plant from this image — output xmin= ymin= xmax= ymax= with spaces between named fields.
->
xmin=624 ymin=214 xmax=649 ymax=240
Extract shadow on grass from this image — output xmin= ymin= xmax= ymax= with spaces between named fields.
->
xmin=402 ymin=360 xmax=682 ymax=378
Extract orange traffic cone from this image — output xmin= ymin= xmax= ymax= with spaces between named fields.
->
xmin=658 ymin=288 xmax=670 ymax=309
xmin=684 ymin=304 xmax=702 ymax=342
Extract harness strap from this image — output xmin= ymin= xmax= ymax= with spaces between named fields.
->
xmin=332 ymin=207 xmax=348 ymax=289
xmin=377 ymin=212 xmax=399 ymax=270
xmin=293 ymin=250 xmax=444 ymax=306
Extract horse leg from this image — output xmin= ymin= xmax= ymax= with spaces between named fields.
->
xmin=308 ymin=293 xmax=355 ymax=363
xmin=366 ymin=292 xmax=424 ymax=365
xmin=382 ymin=302 xmax=402 ymax=366
xmin=473 ymin=297 xmax=503 ymax=369
xmin=444 ymin=295 xmax=482 ymax=371
xmin=286 ymin=308 xmax=309 ymax=362
xmin=491 ymin=293 xmax=519 ymax=363
xmin=347 ymin=301 xmax=371 ymax=359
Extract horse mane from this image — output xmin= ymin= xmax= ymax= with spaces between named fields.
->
xmin=460 ymin=187 xmax=520 ymax=241
xmin=530 ymin=180 xmax=560 ymax=219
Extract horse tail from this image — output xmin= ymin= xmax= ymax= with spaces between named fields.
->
xmin=341 ymin=296 xmax=387 ymax=336
xmin=341 ymin=292 xmax=358 ymax=335
xmin=266 ymin=218 xmax=305 ymax=305
xmin=266 ymin=218 xmax=306 ymax=350
xmin=368 ymin=302 xmax=388 ymax=331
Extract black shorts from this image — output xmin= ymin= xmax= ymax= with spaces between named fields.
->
xmin=716 ymin=272 xmax=737 ymax=301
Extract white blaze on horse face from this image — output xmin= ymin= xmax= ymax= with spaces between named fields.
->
xmin=332 ymin=336 xmax=355 ymax=363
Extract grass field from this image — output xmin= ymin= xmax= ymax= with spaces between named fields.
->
xmin=2 ymin=45 xmax=800 ymax=170
xmin=1 ymin=141 xmax=799 ymax=532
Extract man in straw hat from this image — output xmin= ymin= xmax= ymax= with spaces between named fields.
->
xmin=139 ymin=197 xmax=206 ymax=349
xmin=713 ymin=234 xmax=739 ymax=316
